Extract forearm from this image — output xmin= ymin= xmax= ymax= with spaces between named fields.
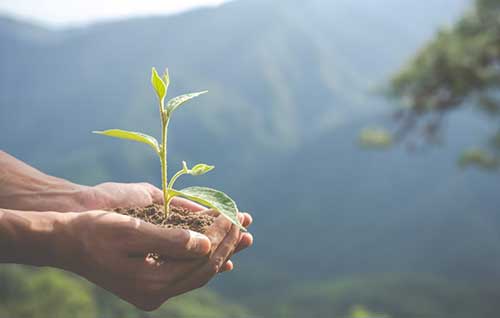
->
xmin=0 ymin=151 xmax=89 ymax=212
xmin=0 ymin=208 xmax=72 ymax=268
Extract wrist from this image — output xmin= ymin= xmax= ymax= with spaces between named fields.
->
xmin=0 ymin=180 xmax=90 ymax=213
xmin=48 ymin=212 xmax=87 ymax=272
xmin=0 ymin=209 xmax=74 ymax=267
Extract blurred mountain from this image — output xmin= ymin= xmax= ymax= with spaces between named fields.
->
xmin=2 ymin=0 xmax=498 ymax=314
xmin=0 ymin=0 xmax=470 ymax=167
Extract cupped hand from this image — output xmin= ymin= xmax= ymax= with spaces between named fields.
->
xmin=82 ymin=181 xmax=254 ymax=273
xmin=56 ymin=209 xmax=252 ymax=311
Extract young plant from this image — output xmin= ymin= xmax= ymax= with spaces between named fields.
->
xmin=93 ymin=67 xmax=244 ymax=230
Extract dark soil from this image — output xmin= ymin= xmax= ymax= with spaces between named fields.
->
xmin=112 ymin=204 xmax=215 ymax=233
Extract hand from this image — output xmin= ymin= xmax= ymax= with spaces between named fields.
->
xmin=57 ymin=209 xmax=253 ymax=311
xmin=83 ymin=182 xmax=254 ymax=274
xmin=79 ymin=182 xmax=164 ymax=211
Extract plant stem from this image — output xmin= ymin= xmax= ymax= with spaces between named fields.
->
xmin=161 ymin=116 xmax=170 ymax=217
xmin=167 ymin=170 xmax=185 ymax=191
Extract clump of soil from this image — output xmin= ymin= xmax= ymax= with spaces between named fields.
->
xmin=112 ymin=204 xmax=215 ymax=233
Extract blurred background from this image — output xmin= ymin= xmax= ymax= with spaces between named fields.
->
xmin=1 ymin=0 xmax=500 ymax=317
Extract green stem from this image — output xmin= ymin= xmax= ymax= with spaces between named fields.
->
xmin=165 ymin=169 xmax=187 ymax=209
xmin=168 ymin=170 xmax=186 ymax=190
xmin=161 ymin=116 xmax=170 ymax=217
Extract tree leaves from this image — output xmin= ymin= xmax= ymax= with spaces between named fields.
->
xmin=358 ymin=127 xmax=393 ymax=149
xmin=93 ymin=129 xmax=160 ymax=154
xmin=169 ymin=187 xmax=245 ymax=231
xmin=166 ymin=91 xmax=208 ymax=114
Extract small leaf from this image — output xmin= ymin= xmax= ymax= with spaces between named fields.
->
xmin=166 ymin=91 xmax=208 ymax=114
xmin=162 ymin=68 xmax=170 ymax=91
xmin=151 ymin=67 xmax=167 ymax=103
xmin=93 ymin=129 xmax=160 ymax=154
xmin=190 ymin=163 xmax=215 ymax=176
xmin=169 ymin=187 xmax=245 ymax=231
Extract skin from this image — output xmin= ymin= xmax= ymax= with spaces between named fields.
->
xmin=0 ymin=151 xmax=253 ymax=311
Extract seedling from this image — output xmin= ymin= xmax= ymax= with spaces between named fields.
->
xmin=93 ymin=67 xmax=244 ymax=230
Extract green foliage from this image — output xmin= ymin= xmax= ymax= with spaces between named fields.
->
xmin=272 ymin=274 xmax=500 ymax=318
xmin=0 ymin=266 xmax=96 ymax=318
xmin=94 ymin=67 xmax=243 ymax=229
xmin=349 ymin=305 xmax=389 ymax=318
xmin=358 ymin=127 xmax=393 ymax=149
xmin=390 ymin=0 xmax=500 ymax=163
xmin=150 ymin=289 xmax=250 ymax=318
xmin=458 ymin=147 xmax=498 ymax=169
xmin=392 ymin=0 xmax=500 ymax=113
xmin=0 ymin=265 xmax=251 ymax=318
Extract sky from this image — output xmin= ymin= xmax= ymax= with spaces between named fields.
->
xmin=0 ymin=0 xmax=229 ymax=27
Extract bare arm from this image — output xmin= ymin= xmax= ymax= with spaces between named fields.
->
xmin=0 ymin=150 xmax=177 ymax=211
xmin=0 ymin=151 xmax=91 ymax=211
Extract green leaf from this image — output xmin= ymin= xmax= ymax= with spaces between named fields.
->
xmin=166 ymin=91 xmax=208 ymax=114
xmin=151 ymin=67 xmax=167 ymax=103
xmin=92 ymin=129 xmax=160 ymax=154
xmin=162 ymin=68 xmax=170 ymax=91
xmin=189 ymin=163 xmax=215 ymax=176
xmin=169 ymin=187 xmax=245 ymax=231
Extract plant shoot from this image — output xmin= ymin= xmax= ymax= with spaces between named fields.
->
xmin=93 ymin=67 xmax=244 ymax=230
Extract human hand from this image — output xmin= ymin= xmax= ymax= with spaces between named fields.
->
xmin=55 ymin=209 xmax=252 ymax=311
xmin=76 ymin=182 xmax=163 ymax=211
xmin=82 ymin=182 xmax=254 ymax=269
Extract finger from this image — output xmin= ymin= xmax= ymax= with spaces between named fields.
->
xmin=234 ymin=232 xmax=253 ymax=254
xmin=166 ymin=223 xmax=240 ymax=297
xmin=131 ymin=222 xmax=211 ymax=259
xmin=240 ymin=212 xmax=253 ymax=228
xmin=219 ymin=260 xmax=234 ymax=273
xmin=215 ymin=214 xmax=246 ymax=265
xmin=197 ymin=221 xmax=241 ymax=278
xmin=150 ymin=214 xmax=234 ymax=288
xmin=204 ymin=214 xmax=234 ymax=251
xmin=169 ymin=197 xmax=206 ymax=212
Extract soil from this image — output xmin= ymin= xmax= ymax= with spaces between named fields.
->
xmin=112 ymin=203 xmax=215 ymax=233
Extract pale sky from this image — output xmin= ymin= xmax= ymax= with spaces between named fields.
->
xmin=0 ymin=0 xmax=229 ymax=27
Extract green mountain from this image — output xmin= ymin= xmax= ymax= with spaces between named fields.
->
xmin=2 ymin=0 xmax=499 ymax=317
